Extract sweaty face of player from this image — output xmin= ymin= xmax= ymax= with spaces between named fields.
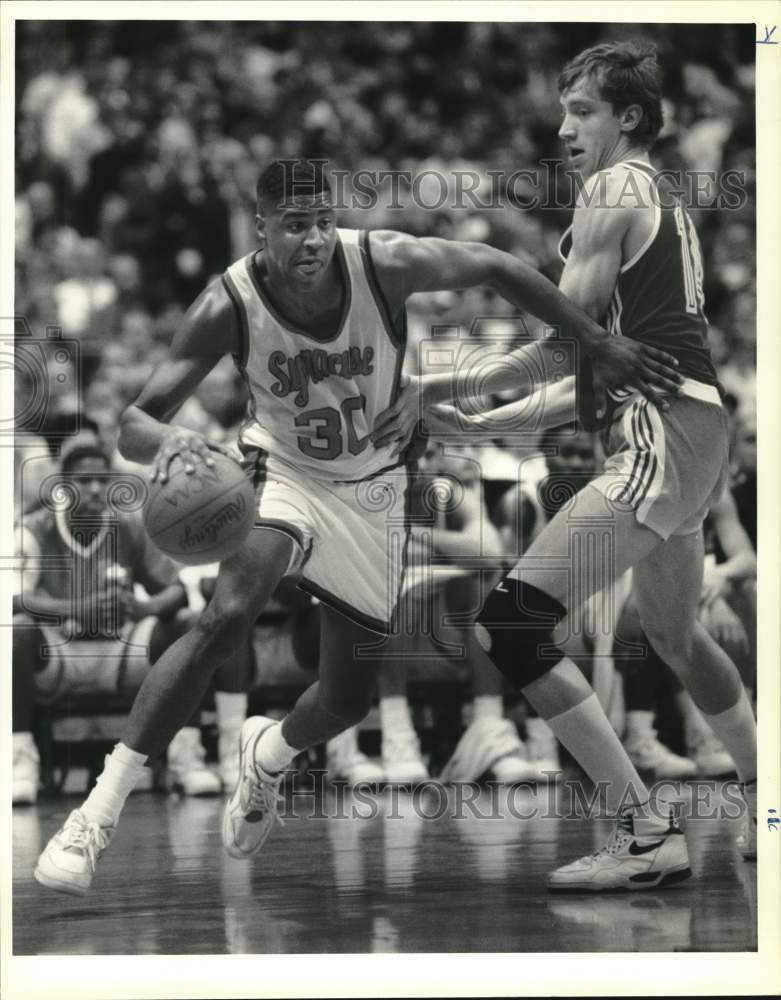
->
xmin=558 ymin=76 xmax=639 ymax=180
xmin=256 ymin=193 xmax=337 ymax=290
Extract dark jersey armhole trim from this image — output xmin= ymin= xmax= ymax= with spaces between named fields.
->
xmin=221 ymin=272 xmax=250 ymax=370
xmin=359 ymin=230 xmax=407 ymax=351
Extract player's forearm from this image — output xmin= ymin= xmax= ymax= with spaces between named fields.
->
xmin=419 ymin=341 xmax=549 ymax=407
xmin=489 ymin=254 xmax=607 ymax=354
xmin=118 ymin=405 xmax=175 ymax=466
xmin=423 ymin=373 xmax=577 ymax=430
xmin=13 ymin=591 xmax=75 ymax=622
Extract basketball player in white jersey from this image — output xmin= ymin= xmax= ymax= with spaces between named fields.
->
xmin=375 ymin=42 xmax=757 ymax=890
xmin=34 ymin=159 xmax=684 ymax=895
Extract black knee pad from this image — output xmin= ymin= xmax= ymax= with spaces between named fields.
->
xmin=476 ymin=579 xmax=567 ymax=689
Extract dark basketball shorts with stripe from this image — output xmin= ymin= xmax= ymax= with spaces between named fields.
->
xmin=591 ymin=389 xmax=730 ymax=540
xmin=241 ymin=450 xmax=411 ymax=635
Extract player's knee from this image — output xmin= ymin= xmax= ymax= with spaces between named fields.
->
xmin=642 ymin=620 xmax=692 ymax=668
xmin=198 ymin=598 xmax=253 ymax=651
xmin=476 ymin=579 xmax=568 ymax=689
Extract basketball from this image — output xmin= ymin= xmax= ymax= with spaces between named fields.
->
xmin=143 ymin=452 xmax=256 ymax=566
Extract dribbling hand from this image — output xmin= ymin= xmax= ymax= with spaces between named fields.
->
xmin=150 ymin=431 xmax=233 ymax=484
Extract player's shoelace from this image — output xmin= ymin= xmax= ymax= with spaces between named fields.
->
xmin=591 ymin=813 xmax=634 ymax=859
xmin=59 ymin=815 xmax=112 ymax=872
xmin=246 ymin=772 xmax=286 ymax=828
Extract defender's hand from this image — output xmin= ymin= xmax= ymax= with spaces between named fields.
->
xmin=371 ymin=374 xmax=425 ymax=457
xmin=150 ymin=431 xmax=232 ymax=484
xmin=591 ymin=338 xmax=684 ymax=411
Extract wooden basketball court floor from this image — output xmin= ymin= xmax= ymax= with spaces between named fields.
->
xmin=12 ymin=781 xmax=756 ymax=955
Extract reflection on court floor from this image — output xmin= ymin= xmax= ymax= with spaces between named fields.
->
xmin=13 ymin=783 xmax=756 ymax=954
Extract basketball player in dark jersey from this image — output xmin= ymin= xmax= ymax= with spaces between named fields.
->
xmin=375 ymin=42 xmax=757 ymax=889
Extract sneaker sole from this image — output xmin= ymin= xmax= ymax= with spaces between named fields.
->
xmin=547 ymin=864 xmax=692 ymax=893
xmin=33 ymin=864 xmax=89 ymax=897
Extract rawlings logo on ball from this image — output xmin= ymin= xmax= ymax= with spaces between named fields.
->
xmin=177 ymin=494 xmax=248 ymax=549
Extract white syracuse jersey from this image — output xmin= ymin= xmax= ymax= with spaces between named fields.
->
xmin=221 ymin=229 xmax=406 ymax=482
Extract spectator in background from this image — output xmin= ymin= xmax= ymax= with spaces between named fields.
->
xmin=53 ymin=237 xmax=118 ymax=384
xmin=11 ymin=430 xmax=249 ymax=804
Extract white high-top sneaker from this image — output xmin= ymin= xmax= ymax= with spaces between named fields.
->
xmin=326 ymin=726 xmax=384 ymax=785
xmin=35 ymin=809 xmax=114 ymax=896
xmin=13 ymin=733 xmax=40 ymax=806
xmin=167 ymin=727 xmax=222 ymax=796
xmin=548 ymin=806 xmax=691 ymax=892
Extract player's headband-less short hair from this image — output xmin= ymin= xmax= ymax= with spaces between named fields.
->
xmin=256 ymin=159 xmax=333 ymax=214
xmin=558 ymin=41 xmax=664 ymax=147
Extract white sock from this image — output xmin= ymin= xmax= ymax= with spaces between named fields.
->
xmin=170 ymin=726 xmax=202 ymax=750
xmin=255 ymin=721 xmax=298 ymax=775
xmin=702 ymin=688 xmax=757 ymax=783
xmin=544 ymin=694 xmax=648 ymax=815
xmin=625 ymin=710 xmax=656 ymax=739
xmin=216 ymin=691 xmax=247 ymax=733
xmin=472 ymin=695 xmax=503 ymax=722
xmin=380 ymin=696 xmax=415 ymax=735
xmin=81 ymin=742 xmax=149 ymax=827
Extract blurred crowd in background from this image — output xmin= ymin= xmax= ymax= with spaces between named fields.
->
xmin=15 ymin=20 xmax=756 ymax=443
xmin=13 ymin=21 xmax=758 ymax=797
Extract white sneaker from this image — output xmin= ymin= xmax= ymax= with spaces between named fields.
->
xmin=525 ymin=717 xmax=563 ymax=783
xmin=167 ymin=727 xmax=223 ymax=796
xmin=13 ymin=736 xmax=40 ymax=805
xmin=548 ymin=808 xmax=691 ymax=892
xmin=440 ymin=717 xmax=537 ymax=784
xmin=689 ymin=732 xmax=736 ymax=778
xmin=382 ymin=728 xmax=429 ymax=785
xmin=34 ymin=809 xmax=114 ymax=896
xmin=625 ymin=731 xmax=698 ymax=780
xmin=222 ymin=716 xmax=285 ymax=859
xmin=326 ymin=727 xmax=385 ymax=785
xmin=737 ymin=779 xmax=757 ymax=860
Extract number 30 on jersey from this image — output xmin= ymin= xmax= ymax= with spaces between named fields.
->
xmin=294 ymin=394 xmax=369 ymax=460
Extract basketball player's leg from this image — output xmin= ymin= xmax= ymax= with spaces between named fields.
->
xmin=122 ymin=527 xmax=294 ymax=758
xmin=479 ymin=483 xmax=691 ymax=889
xmin=485 ymin=482 xmax=660 ymax=812
xmin=632 ymin=531 xmax=756 ymax=783
xmin=35 ymin=528 xmax=295 ymax=895
xmin=222 ymin=603 xmax=384 ymax=860
xmin=267 ymin=605 xmax=381 ymax=755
